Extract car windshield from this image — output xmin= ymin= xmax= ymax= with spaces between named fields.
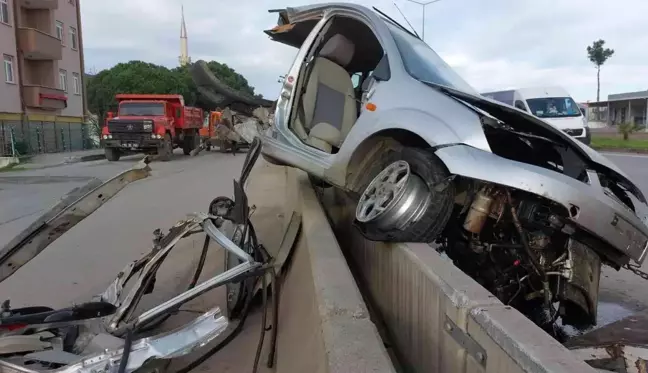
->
xmin=119 ymin=102 xmax=165 ymax=116
xmin=526 ymin=97 xmax=582 ymax=118
xmin=385 ymin=21 xmax=477 ymax=94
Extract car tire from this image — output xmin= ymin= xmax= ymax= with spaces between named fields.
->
xmin=158 ymin=133 xmax=173 ymax=162
xmin=105 ymin=147 xmax=120 ymax=162
xmin=182 ymin=130 xmax=197 ymax=155
xmin=354 ymin=147 xmax=455 ymax=242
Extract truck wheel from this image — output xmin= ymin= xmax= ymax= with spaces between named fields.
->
xmin=105 ymin=147 xmax=120 ymax=162
xmin=205 ymin=140 xmax=212 ymax=151
xmin=353 ymin=147 xmax=455 ymax=242
xmin=182 ymin=131 xmax=197 ymax=155
xmin=158 ymin=134 xmax=173 ymax=162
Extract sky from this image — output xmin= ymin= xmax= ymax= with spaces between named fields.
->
xmin=81 ymin=0 xmax=648 ymax=103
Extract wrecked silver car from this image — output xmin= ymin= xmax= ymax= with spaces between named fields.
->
xmin=0 ymin=142 xmax=281 ymax=373
xmin=260 ymin=3 xmax=648 ymax=339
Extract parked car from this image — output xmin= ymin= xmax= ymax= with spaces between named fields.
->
xmin=482 ymin=87 xmax=591 ymax=145
xmin=259 ymin=3 xmax=648 ymax=339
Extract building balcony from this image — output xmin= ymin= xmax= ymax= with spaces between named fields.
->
xmin=23 ymin=85 xmax=67 ymax=111
xmin=17 ymin=0 xmax=58 ymax=10
xmin=17 ymin=28 xmax=62 ymax=61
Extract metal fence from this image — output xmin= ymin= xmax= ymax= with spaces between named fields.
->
xmin=0 ymin=119 xmax=93 ymax=157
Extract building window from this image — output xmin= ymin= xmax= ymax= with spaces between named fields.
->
xmin=0 ymin=0 xmax=9 ymax=25
xmin=72 ymin=72 xmax=80 ymax=95
xmin=59 ymin=69 xmax=67 ymax=92
xmin=56 ymin=21 xmax=64 ymax=43
xmin=69 ymin=26 xmax=78 ymax=50
xmin=3 ymin=55 xmax=14 ymax=84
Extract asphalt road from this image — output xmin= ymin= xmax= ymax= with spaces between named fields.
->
xmin=0 ymin=150 xmax=248 ymax=308
xmin=1 ymin=149 xmax=648 ymax=349
xmin=594 ymin=152 xmax=648 ymax=319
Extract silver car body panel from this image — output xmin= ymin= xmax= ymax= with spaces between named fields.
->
xmin=434 ymin=144 xmax=648 ymax=264
xmin=0 ymin=307 xmax=228 ymax=373
xmin=260 ymin=2 xmax=648 ymax=264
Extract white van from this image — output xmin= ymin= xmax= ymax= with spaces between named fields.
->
xmin=482 ymin=86 xmax=590 ymax=145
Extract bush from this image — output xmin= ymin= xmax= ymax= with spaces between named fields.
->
xmin=618 ymin=122 xmax=639 ymax=140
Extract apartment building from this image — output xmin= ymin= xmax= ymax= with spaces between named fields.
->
xmin=0 ymin=0 xmax=87 ymax=155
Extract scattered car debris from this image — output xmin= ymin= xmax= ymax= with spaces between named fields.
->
xmin=0 ymin=139 xmax=302 ymax=373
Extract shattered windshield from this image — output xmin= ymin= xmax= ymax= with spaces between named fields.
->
xmin=119 ymin=102 xmax=165 ymax=116
xmin=526 ymin=97 xmax=582 ymax=118
xmin=385 ymin=22 xmax=477 ymax=94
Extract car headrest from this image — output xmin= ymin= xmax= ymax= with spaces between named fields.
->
xmin=319 ymin=34 xmax=355 ymax=67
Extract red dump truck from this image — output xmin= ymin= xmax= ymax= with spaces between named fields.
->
xmin=101 ymin=94 xmax=203 ymax=161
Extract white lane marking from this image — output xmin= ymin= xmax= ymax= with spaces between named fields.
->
xmin=602 ymin=152 xmax=648 ymax=159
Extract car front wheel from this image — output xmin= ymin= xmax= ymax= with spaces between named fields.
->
xmin=353 ymin=147 xmax=455 ymax=242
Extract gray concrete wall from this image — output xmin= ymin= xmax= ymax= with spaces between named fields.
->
xmin=214 ymin=162 xmax=393 ymax=373
xmin=319 ymin=186 xmax=597 ymax=373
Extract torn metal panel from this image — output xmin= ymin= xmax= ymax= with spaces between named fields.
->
xmin=23 ymin=350 xmax=81 ymax=365
xmin=0 ymin=157 xmax=151 ymax=282
xmin=0 ymin=335 xmax=52 ymax=354
xmin=103 ymin=217 xmax=203 ymax=331
xmin=0 ymin=307 xmax=228 ymax=373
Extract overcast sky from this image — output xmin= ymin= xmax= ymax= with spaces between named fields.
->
xmin=81 ymin=0 xmax=648 ymax=103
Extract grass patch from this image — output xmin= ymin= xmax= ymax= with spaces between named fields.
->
xmin=0 ymin=163 xmax=25 ymax=172
xmin=591 ymin=136 xmax=648 ymax=151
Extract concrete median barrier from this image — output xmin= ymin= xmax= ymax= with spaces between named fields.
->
xmin=318 ymin=186 xmax=597 ymax=373
xmin=248 ymin=161 xmax=395 ymax=372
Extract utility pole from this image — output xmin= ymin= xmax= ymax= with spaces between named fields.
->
xmin=402 ymin=0 xmax=443 ymax=41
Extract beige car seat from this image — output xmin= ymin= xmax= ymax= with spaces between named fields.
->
xmin=294 ymin=34 xmax=358 ymax=153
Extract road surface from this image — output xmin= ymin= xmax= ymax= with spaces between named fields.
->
xmin=1 ymin=149 xmax=648 ymax=357
xmin=595 ymin=153 xmax=648 ymax=322
xmin=0 ymin=150 xmax=286 ymax=372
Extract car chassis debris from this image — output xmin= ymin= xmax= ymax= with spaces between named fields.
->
xmin=0 ymin=139 xmax=281 ymax=373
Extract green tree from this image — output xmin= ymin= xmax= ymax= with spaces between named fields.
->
xmin=587 ymin=39 xmax=614 ymax=102
xmin=86 ymin=61 xmax=190 ymax=124
xmin=86 ymin=60 xmax=260 ymax=123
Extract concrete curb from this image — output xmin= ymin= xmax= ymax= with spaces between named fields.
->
xmin=280 ymin=167 xmax=396 ymax=373
xmin=320 ymin=187 xmax=596 ymax=373
xmin=591 ymin=146 xmax=648 ymax=154
xmin=64 ymin=153 xmax=106 ymax=164
xmin=0 ymin=157 xmax=19 ymax=169
xmin=13 ymin=152 xmax=107 ymax=171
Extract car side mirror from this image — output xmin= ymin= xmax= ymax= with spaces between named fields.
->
xmin=362 ymin=55 xmax=390 ymax=92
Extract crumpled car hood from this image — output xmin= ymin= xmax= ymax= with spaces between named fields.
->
xmin=422 ymin=81 xmax=643 ymax=201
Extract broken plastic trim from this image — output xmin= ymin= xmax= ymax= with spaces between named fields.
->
xmin=0 ymin=307 xmax=229 ymax=373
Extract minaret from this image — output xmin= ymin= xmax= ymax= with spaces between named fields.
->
xmin=179 ymin=5 xmax=190 ymax=66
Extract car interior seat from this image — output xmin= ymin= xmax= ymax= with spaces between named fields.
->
xmin=294 ymin=34 xmax=358 ymax=153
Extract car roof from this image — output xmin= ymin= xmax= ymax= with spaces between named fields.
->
xmin=515 ymin=86 xmax=571 ymax=99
